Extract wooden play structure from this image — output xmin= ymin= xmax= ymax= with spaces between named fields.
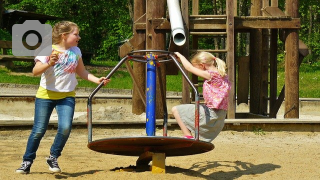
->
xmin=119 ymin=0 xmax=303 ymax=120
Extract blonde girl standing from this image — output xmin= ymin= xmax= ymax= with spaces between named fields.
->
xmin=16 ymin=21 xmax=110 ymax=174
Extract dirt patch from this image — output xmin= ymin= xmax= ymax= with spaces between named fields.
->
xmin=0 ymin=128 xmax=319 ymax=180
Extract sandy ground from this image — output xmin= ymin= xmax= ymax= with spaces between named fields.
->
xmin=1 ymin=83 xmax=320 ymax=179
xmin=0 ymin=127 xmax=319 ymax=180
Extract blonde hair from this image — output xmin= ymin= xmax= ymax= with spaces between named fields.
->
xmin=52 ymin=21 xmax=78 ymax=44
xmin=191 ymin=51 xmax=227 ymax=77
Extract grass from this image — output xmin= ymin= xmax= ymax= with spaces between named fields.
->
xmin=0 ymin=60 xmax=319 ymax=98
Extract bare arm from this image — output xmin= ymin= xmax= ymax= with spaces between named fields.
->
xmin=32 ymin=53 xmax=58 ymax=76
xmin=76 ymin=57 xmax=110 ymax=85
xmin=174 ymin=52 xmax=211 ymax=80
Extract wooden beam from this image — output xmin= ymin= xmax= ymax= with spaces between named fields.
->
xmin=269 ymin=29 xmax=278 ymax=118
xmin=131 ymin=0 xmax=146 ymax=115
xmin=227 ymin=0 xmax=235 ymax=119
xmin=234 ymin=17 xmax=300 ymax=29
xmin=135 ymin=17 xmax=300 ymax=30
xmin=284 ymin=0 xmax=299 ymax=118
xmin=271 ymin=0 xmax=278 ymax=7
xmin=249 ymin=0 xmax=263 ymax=115
xmin=237 ymin=56 xmax=250 ymax=105
xmin=181 ymin=0 xmax=190 ymax=104
xmin=192 ymin=0 xmax=199 ymax=15
xmin=262 ymin=7 xmax=286 ymax=17
xmin=146 ymin=0 xmax=166 ymax=118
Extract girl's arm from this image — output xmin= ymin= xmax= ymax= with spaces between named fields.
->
xmin=76 ymin=57 xmax=110 ymax=85
xmin=174 ymin=52 xmax=211 ymax=80
xmin=32 ymin=53 xmax=58 ymax=76
xmin=32 ymin=61 xmax=51 ymax=76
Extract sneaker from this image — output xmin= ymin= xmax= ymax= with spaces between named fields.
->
xmin=46 ymin=155 xmax=61 ymax=173
xmin=183 ymin=135 xmax=194 ymax=139
xmin=15 ymin=161 xmax=32 ymax=174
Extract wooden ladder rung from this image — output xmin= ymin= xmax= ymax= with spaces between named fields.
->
xmin=191 ymin=49 xmax=228 ymax=53
xmin=190 ymin=32 xmax=227 ymax=35
xmin=190 ymin=15 xmax=227 ymax=19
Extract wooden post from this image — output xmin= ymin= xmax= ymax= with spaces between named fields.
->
xmin=146 ymin=0 xmax=166 ymax=118
xmin=226 ymin=0 xmax=235 ymax=119
xmin=132 ymin=0 xmax=146 ymax=115
xmin=284 ymin=0 xmax=299 ymax=118
xmin=234 ymin=0 xmax=237 ymax=16
xmin=181 ymin=0 xmax=190 ymax=104
xmin=191 ymin=0 xmax=199 ymax=102
xmin=261 ymin=0 xmax=270 ymax=115
xmin=249 ymin=0 xmax=263 ymax=115
xmin=269 ymin=0 xmax=278 ymax=118
xmin=271 ymin=0 xmax=278 ymax=7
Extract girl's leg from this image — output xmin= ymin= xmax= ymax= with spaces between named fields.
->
xmin=23 ymin=98 xmax=55 ymax=163
xmin=171 ymin=106 xmax=192 ymax=136
xmin=50 ymin=97 xmax=75 ymax=158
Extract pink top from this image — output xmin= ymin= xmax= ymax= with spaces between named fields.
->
xmin=202 ymin=70 xmax=231 ymax=110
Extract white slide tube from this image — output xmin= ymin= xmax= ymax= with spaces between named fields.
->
xmin=167 ymin=0 xmax=186 ymax=46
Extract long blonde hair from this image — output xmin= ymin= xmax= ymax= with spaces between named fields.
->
xmin=52 ymin=21 xmax=78 ymax=44
xmin=191 ymin=52 xmax=227 ymax=77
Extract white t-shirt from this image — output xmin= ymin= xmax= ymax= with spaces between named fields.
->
xmin=35 ymin=46 xmax=82 ymax=92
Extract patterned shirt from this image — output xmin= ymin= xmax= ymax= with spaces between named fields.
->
xmin=202 ymin=70 xmax=231 ymax=110
xmin=35 ymin=45 xmax=82 ymax=92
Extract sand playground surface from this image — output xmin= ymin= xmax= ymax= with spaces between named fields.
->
xmin=0 ymin=127 xmax=320 ymax=180
xmin=0 ymin=83 xmax=320 ymax=179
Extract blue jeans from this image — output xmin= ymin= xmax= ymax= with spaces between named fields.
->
xmin=23 ymin=97 xmax=75 ymax=163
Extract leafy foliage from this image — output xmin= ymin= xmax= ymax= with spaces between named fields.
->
xmin=4 ymin=0 xmax=133 ymax=62
xmin=2 ymin=0 xmax=319 ymax=64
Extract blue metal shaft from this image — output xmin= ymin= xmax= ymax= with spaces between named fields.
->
xmin=146 ymin=53 xmax=157 ymax=136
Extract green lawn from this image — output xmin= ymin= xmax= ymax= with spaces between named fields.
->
xmin=0 ymin=61 xmax=319 ymax=98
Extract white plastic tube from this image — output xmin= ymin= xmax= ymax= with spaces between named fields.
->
xmin=167 ymin=0 xmax=186 ymax=46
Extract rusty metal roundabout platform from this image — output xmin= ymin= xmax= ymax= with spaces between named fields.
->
xmin=87 ymin=136 xmax=214 ymax=157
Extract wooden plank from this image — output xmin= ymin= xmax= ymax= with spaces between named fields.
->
xmin=262 ymin=7 xmax=286 ymax=17
xmin=131 ymin=0 xmax=146 ymax=115
xmin=249 ymin=0 xmax=263 ymax=115
xmin=298 ymin=40 xmax=309 ymax=57
xmin=190 ymin=15 xmax=227 ymax=18
xmin=271 ymin=0 xmax=278 ymax=7
xmin=190 ymin=49 xmax=227 ymax=53
xmin=192 ymin=0 xmax=199 ymax=15
xmin=226 ymin=0 xmax=235 ymax=119
xmin=189 ymin=32 xmax=227 ymax=35
xmin=125 ymin=61 xmax=146 ymax=106
xmin=189 ymin=18 xmax=226 ymax=30
xmin=237 ymin=56 xmax=250 ymax=105
xmin=260 ymin=29 xmax=269 ymax=115
xmin=269 ymin=29 xmax=278 ymax=118
xmin=270 ymin=40 xmax=306 ymax=118
xmin=0 ymin=55 xmax=34 ymax=61
xmin=284 ymin=0 xmax=299 ymax=118
xmin=0 ymin=40 xmax=12 ymax=48
xmin=146 ymin=0 xmax=166 ymax=118
xmin=234 ymin=18 xmax=300 ymax=29
xmin=262 ymin=0 xmax=270 ymax=17
xmin=135 ymin=18 xmax=301 ymax=31
xmin=181 ymin=0 xmax=191 ymax=104
xmin=284 ymin=30 xmax=299 ymax=118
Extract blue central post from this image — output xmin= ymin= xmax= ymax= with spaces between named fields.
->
xmin=146 ymin=53 xmax=157 ymax=136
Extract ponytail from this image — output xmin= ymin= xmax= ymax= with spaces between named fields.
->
xmin=214 ymin=57 xmax=227 ymax=77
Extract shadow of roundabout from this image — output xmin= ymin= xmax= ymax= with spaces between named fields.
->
xmin=33 ymin=170 xmax=105 ymax=179
xmin=34 ymin=160 xmax=280 ymax=179
xmin=165 ymin=160 xmax=281 ymax=179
